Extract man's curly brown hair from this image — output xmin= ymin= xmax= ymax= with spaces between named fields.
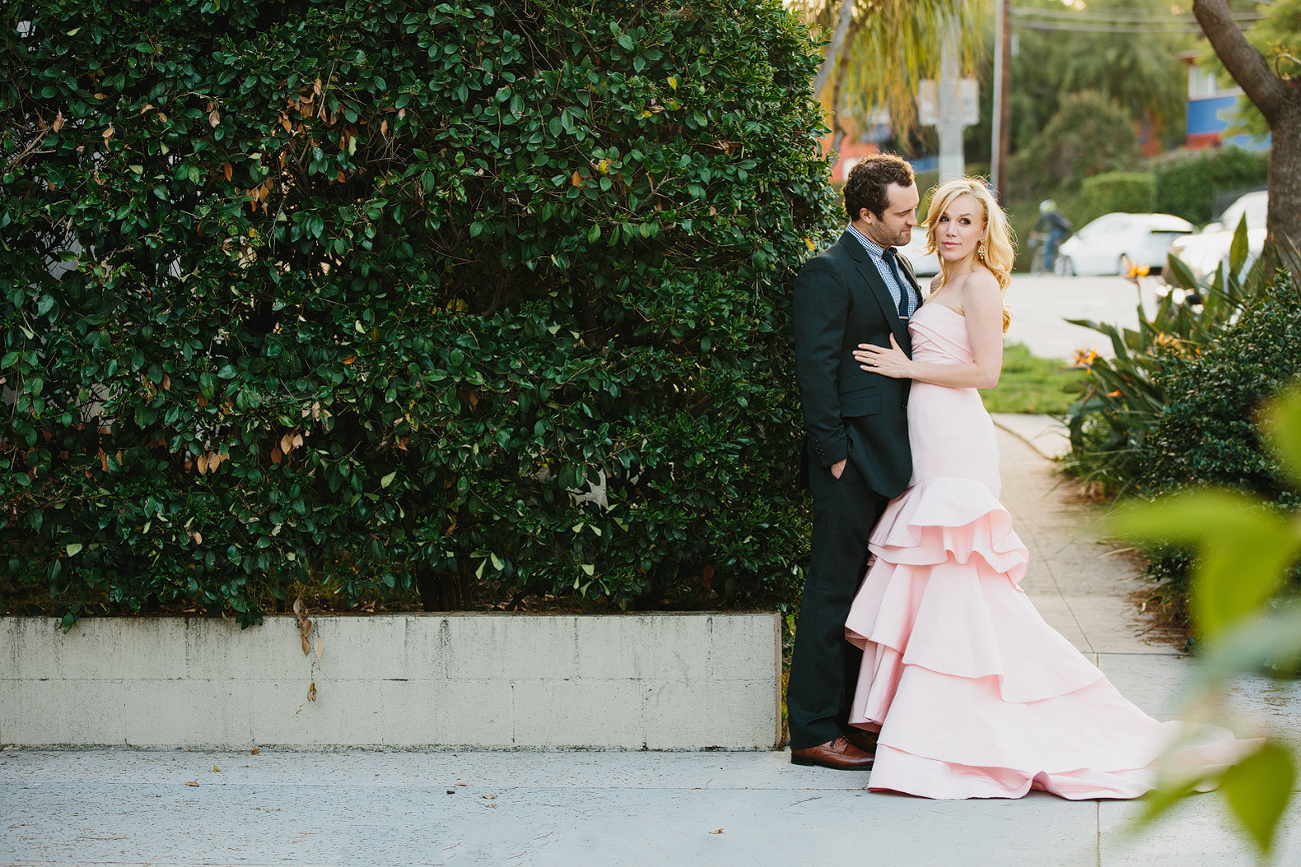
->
xmin=843 ymin=154 xmax=915 ymax=222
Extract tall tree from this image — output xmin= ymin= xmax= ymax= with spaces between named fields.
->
xmin=793 ymin=0 xmax=982 ymax=155
xmin=1194 ymin=0 xmax=1301 ymax=265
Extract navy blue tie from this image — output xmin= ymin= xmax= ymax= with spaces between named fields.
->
xmin=882 ymin=247 xmax=914 ymax=319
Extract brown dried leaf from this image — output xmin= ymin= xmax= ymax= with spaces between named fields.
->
xmin=292 ymin=433 xmax=303 ymax=449
xmin=196 ymin=454 xmax=209 ymax=474
xmin=192 ymin=531 xmax=203 ymax=545
xmin=709 ymin=829 xmax=724 ymax=834
xmin=271 ymin=447 xmax=283 ymax=464
xmin=293 ymin=597 xmax=304 ymax=617
xmin=301 ymin=633 xmax=310 ymax=656
xmin=53 ymin=112 xmax=64 ymax=133
xmin=380 ymin=119 xmax=388 ymax=135
xmin=571 ymin=171 xmax=581 ymax=187
xmin=161 ymin=374 xmax=171 ymax=390
xmin=313 ymin=633 xmax=324 ymax=660
xmin=397 ymin=107 xmax=406 ymax=120
xmin=342 ymin=356 xmax=356 ymax=365
xmin=307 ymin=681 xmax=317 ymax=701
xmin=212 ymin=765 xmax=220 ymax=772
xmin=301 ymin=617 xmax=312 ymax=636
xmin=186 ymin=781 xmax=199 ymax=787
xmin=281 ymin=113 xmax=293 ymax=134
xmin=197 ymin=394 xmax=208 ymax=406
xmin=208 ymin=110 xmax=220 ymax=128
xmin=102 ymin=125 xmax=114 ymax=140
xmin=222 ymin=162 xmax=233 ymax=182
xmin=250 ymin=748 xmax=259 ymax=755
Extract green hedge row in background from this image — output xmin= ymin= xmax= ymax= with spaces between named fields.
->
xmin=0 ymin=0 xmax=839 ymax=625
xmin=1152 ymin=146 xmax=1269 ymax=226
xmin=1079 ymin=171 xmax=1155 ymax=225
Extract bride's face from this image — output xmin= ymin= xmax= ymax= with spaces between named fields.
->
xmin=933 ymin=194 xmax=986 ymax=265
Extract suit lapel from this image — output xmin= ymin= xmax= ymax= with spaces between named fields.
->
xmin=839 ymin=232 xmax=912 ymax=350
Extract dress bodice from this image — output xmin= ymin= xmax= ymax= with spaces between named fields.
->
xmin=909 ymin=302 xmax=973 ymax=366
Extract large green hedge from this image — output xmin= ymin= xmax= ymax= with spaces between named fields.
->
xmin=1152 ymin=146 xmax=1269 ymax=226
xmin=1078 ymin=171 xmax=1155 ymax=225
xmin=0 ymin=0 xmax=838 ymax=625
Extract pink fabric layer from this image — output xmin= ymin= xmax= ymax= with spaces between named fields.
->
xmin=841 ymin=302 xmax=1249 ymax=800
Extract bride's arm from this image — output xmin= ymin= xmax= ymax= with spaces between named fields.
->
xmin=854 ymin=273 xmax=1004 ymax=389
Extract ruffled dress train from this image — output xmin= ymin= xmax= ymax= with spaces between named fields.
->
xmin=844 ymin=302 xmax=1245 ymax=800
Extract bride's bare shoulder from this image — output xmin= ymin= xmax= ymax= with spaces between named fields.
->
xmin=963 ymin=267 xmax=1001 ymax=297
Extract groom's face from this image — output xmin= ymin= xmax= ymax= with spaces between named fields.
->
xmin=860 ymin=182 xmax=919 ymax=248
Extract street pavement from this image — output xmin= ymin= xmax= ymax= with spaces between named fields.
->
xmin=1004 ymin=273 xmax=1162 ymax=361
xmin=4 ymin=424 xmax=1299 ymax=867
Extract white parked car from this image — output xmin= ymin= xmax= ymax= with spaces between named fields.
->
xmin=898 ymin=226 xmax=941 ymax=278
xmin=1167 ymin=190 xmax=1268 ymax=281
xmin=1054 ymin=212 xmax=1195 ymax=276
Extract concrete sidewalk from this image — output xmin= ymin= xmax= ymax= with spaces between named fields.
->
xmin=3 ymin=425 xmax=1300 ymax=867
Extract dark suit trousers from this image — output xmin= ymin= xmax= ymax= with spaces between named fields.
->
xmin=786 ymin=453 xmax=889 ymax=750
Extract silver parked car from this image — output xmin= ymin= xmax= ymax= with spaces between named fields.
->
xmin=1054 ymin=212 xmax=1195 ymax=276
xmin=1168 ymin=191 xmax=1268 ymax=281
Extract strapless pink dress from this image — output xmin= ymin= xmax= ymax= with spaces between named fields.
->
xmin=844 ymin=302 xmax=1241 ymax=800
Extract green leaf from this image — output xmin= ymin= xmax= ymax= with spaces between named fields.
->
xmin=1220 ymin=741 xmax=1295 ymax=857
xmin=380 ymin=471 xmax=397 ymax=488
xmin=1262 ymin=385 xmax=1301 ymax=488
xmin=65 ymin=542 xmax=83 ymax=556
xmin=587 ymin=224 xmax=600 ymax=243
xmin=490 ymin=553 xmax=503 ymax=570
xmin=581 ymin=563 xmax=595 ymax=576
xmin=1109 ymin=490 xmax=1301 ymax=640
xmin=1228 ymin=213 xmax=1249 ymax=275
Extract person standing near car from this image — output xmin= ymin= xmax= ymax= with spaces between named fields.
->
xmin=1034 ymin=200 xmax=1071 ymax=272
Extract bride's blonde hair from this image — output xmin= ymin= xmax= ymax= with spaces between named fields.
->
xmin=923 ymin=178 xmax=1015 ymax=332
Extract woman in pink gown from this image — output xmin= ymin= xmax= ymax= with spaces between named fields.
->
xmin=845 ymin=179 xmax=1243 ymax=800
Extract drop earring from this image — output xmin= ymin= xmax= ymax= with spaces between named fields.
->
xmin=978 ymin=242 xmax=986 ymax=259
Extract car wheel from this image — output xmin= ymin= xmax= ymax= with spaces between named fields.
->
xmin=1055 ymin=256 xmax=1075 ymax=277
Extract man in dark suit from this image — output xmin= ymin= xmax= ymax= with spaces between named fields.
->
xmin=788 ymin=154 xmax=922 ymax=770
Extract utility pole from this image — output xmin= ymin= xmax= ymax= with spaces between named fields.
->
xmin=937 ymin=19 xmax=965 ymax=183
xmin=990 ymin=0 xmax=1011 ymax=196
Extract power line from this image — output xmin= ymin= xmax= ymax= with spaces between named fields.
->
xmin=1010 ymin=5 xmax=1265 ymax=23
xmin=1014 ymin=20 xmax=1205 ymax=33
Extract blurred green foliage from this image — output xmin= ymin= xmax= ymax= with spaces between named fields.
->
xmin=1151 ymin=147 xmax=1270 ymax=227
xmin=1004 ymin=91 xmax=1143 ymax=202
xmin=1078 ymin=172 xmax=1156 ymax=226
xmin=0 ymin=0 xmax=839 ymax=626
xmin=1113 ymin=384 xmax=1301 ymax=860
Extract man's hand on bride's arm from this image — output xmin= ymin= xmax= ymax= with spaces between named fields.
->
xmin=853 ymin=334 xmax=912 ymax=379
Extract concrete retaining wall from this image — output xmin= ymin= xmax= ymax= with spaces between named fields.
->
xmin=0 ymin=613 xmax=781 ymax=750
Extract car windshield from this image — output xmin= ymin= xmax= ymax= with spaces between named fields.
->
xmin=1219 ymin=193 xmax=1268 ymax=232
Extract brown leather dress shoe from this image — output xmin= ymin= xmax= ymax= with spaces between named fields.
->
xmin=842 ymin=727 xmax=879 ymax=755
xmin=790 ymin=736 xmax=874 ymax=770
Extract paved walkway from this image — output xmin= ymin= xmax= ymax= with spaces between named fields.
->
xmin=3 ymin=424 xmax=1300 ymax=867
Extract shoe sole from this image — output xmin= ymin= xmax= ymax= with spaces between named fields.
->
xmin=790 ymin=754 xmax=874 ymax=770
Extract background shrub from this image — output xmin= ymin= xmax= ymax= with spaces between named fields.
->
xmin=1079 ymin=171 xmax=1155 ymax=224
xmin=1152 ymin=146 xmax=1269 ymax=226
xmin=1144 ymin=276 xmax=1301 ymax=508
xmin=0 ymin=0 xmax=838 ymax=625
xmin=1004 ymin=91 xmax=1141 ymax=200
